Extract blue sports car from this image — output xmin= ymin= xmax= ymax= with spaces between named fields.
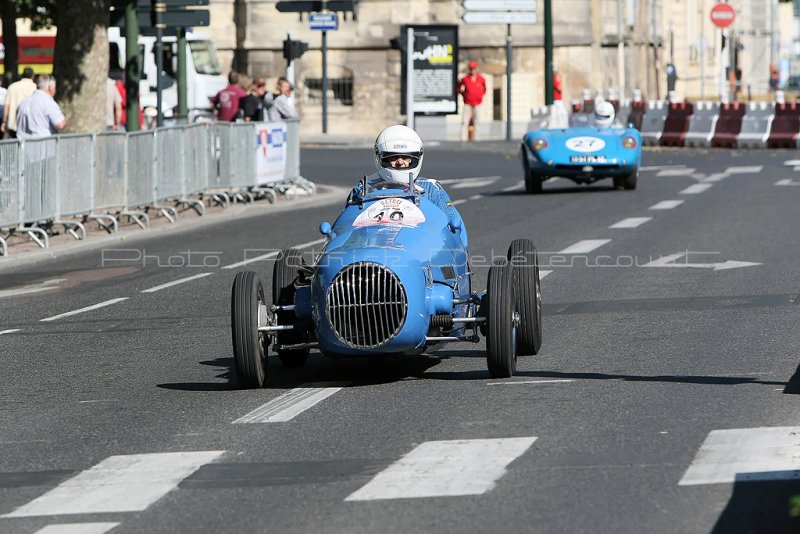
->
xmin=230 ymin=173 xmax=543 ymax=386
xmin=520 ymin=119 xmax=642 ymax=194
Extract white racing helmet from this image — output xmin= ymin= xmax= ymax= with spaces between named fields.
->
xmin=594 ymin=101 xmax=615 ymax=127
xmin=373 ymin=124 xmax=424 ymax=183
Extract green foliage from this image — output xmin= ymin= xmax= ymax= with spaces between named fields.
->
xmin=12 ymin=0 xmax=57 ymax=31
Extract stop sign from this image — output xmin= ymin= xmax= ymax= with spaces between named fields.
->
xmin=710 ymin=3 xmax=736 ymax=29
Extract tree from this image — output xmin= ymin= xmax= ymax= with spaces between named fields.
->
xmin=52 ymin=0 xmax=108 ymax=133
xmin=1 ymin=0 xmax=20 ymax=78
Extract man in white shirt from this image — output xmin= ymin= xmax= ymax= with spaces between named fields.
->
xmin=16 ymin=75 xmax=67 ymax=139
xmin=267 ymin=78 xmax=298 ymax=121
xmin=2 ymin=67 xmax=36 ymax=138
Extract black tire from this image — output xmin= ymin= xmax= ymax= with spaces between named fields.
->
xmin=521 ymin=146 xmax=543 ymax=194
xmin=507 ymin=239 xmax=542 ymax=356
xmin=273 ymin=249 xmax=309 ymax=367
xmin=615 ymin=169 xmax=638 ymax=190
xmin=231 ymin=270 xmax=267 ymax=388
xmin=486 ymin=258 xmax=517 ymax=378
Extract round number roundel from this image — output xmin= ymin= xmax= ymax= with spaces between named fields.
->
xmin=565 ymin=136 xmax=606 ymax=153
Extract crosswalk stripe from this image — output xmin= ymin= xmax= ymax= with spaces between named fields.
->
xmin=679 ymin=427 xmax=800 ymax=486
xmin=345 ymin=437 xmax=537 ymax=501
xmin=649 ymin=200 xmax=684 ymax=210
xmin=233 ymin=387 xmax=343 ymax=423
xmin=557 ymin=239 xmax=610 ymax=254
xmin=679 ymin=184 xmax=713 ymax=195
xmin=34 ymin=523 xmax=120 ymax=534
xmin=724 ymin=165 xmax=762 ymax=174
xmin=609 ymin=217 xmax=652 ymax=229
xmin=1 ymin=451 xmax=225 ymax=517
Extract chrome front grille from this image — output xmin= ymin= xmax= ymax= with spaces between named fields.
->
xmin=326 ymin=262 xmax=407 ymax=348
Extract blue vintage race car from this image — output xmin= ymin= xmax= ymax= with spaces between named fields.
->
xmin=230 ymin=174 xmax=543 ymax=387
xmin=520 ymin=121 xmax=642 ymax=193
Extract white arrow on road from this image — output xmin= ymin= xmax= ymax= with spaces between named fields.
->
xmin=643 ymin=253 xmax=761 ymax=271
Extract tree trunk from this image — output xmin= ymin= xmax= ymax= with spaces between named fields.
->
xmin=1 ymin=0 xmax=19 ymax=78
xmin=53 ymin=0 xmax=108 ymax=133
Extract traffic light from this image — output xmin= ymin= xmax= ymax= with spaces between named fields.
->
xmin=283 ymin=39 xmax=309 ymax=61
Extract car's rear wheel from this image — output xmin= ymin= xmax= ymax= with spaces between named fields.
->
xmin=507 ymin=239 xmax=542 ymax=356
xmin=231 ymin=270 xmax=268 ymax=388
xmin=273 ymin=249 xmax=310 ymax=368
xmin=486 ymin=258 xmax=517 ymax=378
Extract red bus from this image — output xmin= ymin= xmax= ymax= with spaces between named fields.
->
xmin=0 ymin=35 xmax=55 ymax=75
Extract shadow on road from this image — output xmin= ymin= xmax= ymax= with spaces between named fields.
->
xmin=711 ymin=474 xmax=800 ymax=534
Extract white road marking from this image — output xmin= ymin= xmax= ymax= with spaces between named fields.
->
xmin=558 ymin=239 xmax=610 ymax=254
xmin=0 ymin=329 xmax=22 ymax=336
xmin=40 ymin=298 xmax=129 ymax=323
xmin=649 ymin=200 xmax=684 ymax=210
xmin=345 ymin=437 xmax=537 ymax=501
xmin=233 ymin=387 xmax=343 ymax=423
xmin=700 ymin=173 xmax=729 ymax=183
xmin=775 ymin=178 xmax=800 ymax=186
xmin=679 ymin=427 xmax=800 ymax=486
xmin=609 ymin=217 xmax=652 ymax=229
xmin=725 ymin=165 xmax=762 ymax=174
xmin=656 ymin=168 xmax=695 ymax=177
xmin=2 ymin=451 xmax=225 ymax=517
xmin=34 ymin=523 xmax=120 ymax=534
xmin=540 ymin=270 xmax=552 ymax=279
xmin=679 ymin=183 xmax=713 ymax=195
xmin=468 ymin=194 xmax=483 ymax=200
xmin=486 ymin=379 xmax=574 ymax=386
xmin=642 ymin=253 xmax=686 ymax=267
xmin=141 ymin=272 xmax=213 ymax=293
xmin=0 ymin=278 xmax=66 ymax=298
xmin=221 ymin=238 xmax=326 ymax=270
xmin=501 ymin=181 xmax=525 ymax=192
xmin=783 ymin=160 xmax=800 ymax=166
xmin=640 ymin=165 xmax=687 ymax=172
xmin=439 ymin=176 xmax=500 ymax=185
xmin=451 ymin=199 xmax=468 ymax=205
xmin=450 ymin=177 xmax=501 ymax=189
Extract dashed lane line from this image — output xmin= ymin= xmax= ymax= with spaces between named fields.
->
xmin=501 ymin=181 xmax=525 ymax=192
xmin=557 ymin=239 xmax=611 ymax=254
xmin=451 ymin=199 xmax=468 ymax=206
xmin=486 ymin=379 xmax=574 ymax=386
xmin=1 ymin=451 xmax=225 ymax=517
xmin=233 ymin=387 xmax=343 ymax=424
xmin=345 ymin=437 xmax=537 ymax=501
xmin=782 ymin=160 xmax=800 ymax=166
xmin=656 ymin=168 xmax=695 ymax=177
xmin=0 ymin=329 xmax=22 ymax=336
xmin=221 ymin=237 xmax=327 ymax=270
xmin=450 ymin=177 xmax=501 ymax=189
xmin=33 ymin=524 xmax=121 ymax=534
xmin=649 ymin=200 xmax=684 ymax=210
xmin=141 ymin=272 xmax=213 ymax=293
xmin=724 ymin=165 xmax=763 ymax=174
xmin=775 ymin=178 xmax=800 ymax=186
xmin=641 ymin=253 xmax=686 ymax=267
xmin=40 ymin=298 xmax=129 ymax=323
xmin=609 ymin=217 xmax=652 ymax=229
xmin=679 ymin=427 xmax=800 ymax=486
xmin=679 ymin=183 xmax=713 ymax=195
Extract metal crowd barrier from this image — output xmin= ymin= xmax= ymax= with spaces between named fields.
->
xmin=0 ymin=119 xmax=305 ymax=256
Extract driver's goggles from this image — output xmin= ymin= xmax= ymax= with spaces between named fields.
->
xmin=380 ymin=153 xmax=421 ymax=168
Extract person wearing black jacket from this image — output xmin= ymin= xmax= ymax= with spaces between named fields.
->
xmin=240 ymin=77 xmax=267 ymax=122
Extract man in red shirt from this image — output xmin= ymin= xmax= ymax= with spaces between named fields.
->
xmin=458 ymin=61 xmax=487 ymax=142
xmin=212 ymin=71 xmax=247 ymax=122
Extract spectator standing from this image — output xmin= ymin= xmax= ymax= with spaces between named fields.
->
xmin=106 ymin=77 xmax=123 ymax=131
xmin=457 ymin=61 xmax=486 ymax=142
xmin=15 ymin=75 xmax=67 ymax=139
xmin=268 ymin=78 xmax=298 ymax=121
xmin=212 ymin=71 xmax=247 ymax=122
xmin=2 ymin=67 xmax=36 ymax=139
xmin=769 ymin=64 xmax=780 ymax=93
xmin=240 ymin=77 xmax=267 ymax=122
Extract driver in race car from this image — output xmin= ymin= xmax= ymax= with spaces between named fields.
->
xmin=593 ymin=100 xmax=616 ymax=127
xmin=348 ymin=124 xmax=458 ymax=219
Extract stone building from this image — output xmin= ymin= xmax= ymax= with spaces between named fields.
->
xmin=206 ymin=0 xmax=782 ymax=137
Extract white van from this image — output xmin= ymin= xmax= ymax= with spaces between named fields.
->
xmin=108 ymin=27 xmax=227 ymax=118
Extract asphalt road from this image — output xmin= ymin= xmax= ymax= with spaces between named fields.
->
xmin=1 ymin=143 xmax=799 ymax=533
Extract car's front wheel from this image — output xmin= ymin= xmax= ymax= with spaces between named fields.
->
xmin=486 ymin=258 xmax=517 ymax=378
xmin=231 ymin=271 xmax=268 ymax=388
xmin=614 ymin=169 xmax=638 ymax=190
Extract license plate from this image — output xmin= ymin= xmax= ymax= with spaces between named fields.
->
xmin=570 ymin=155 xmax=607 ymax=163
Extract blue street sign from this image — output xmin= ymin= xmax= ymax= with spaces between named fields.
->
xmin=310 ymin=12 xmax=338 ymax=31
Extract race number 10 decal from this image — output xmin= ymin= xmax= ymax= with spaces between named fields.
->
xmin=353 ymin=198 xmax=426 ymax=228
xmin=565 ymin=136 xmax=606 ymax=152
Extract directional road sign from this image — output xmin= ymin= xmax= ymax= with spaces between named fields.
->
xmin=275 ymin=1 xmax=355 ymax=13
xmin=462 ymin=11 xmax=537 ymax=24
xmin=310 ymin=12 xmax=339 ymax=31
xmin=462 ymin=0 xmax=536 ymax=11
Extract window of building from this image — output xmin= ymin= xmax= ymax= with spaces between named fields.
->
xmin=303 ymin=76 xmax=353 ymax=106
